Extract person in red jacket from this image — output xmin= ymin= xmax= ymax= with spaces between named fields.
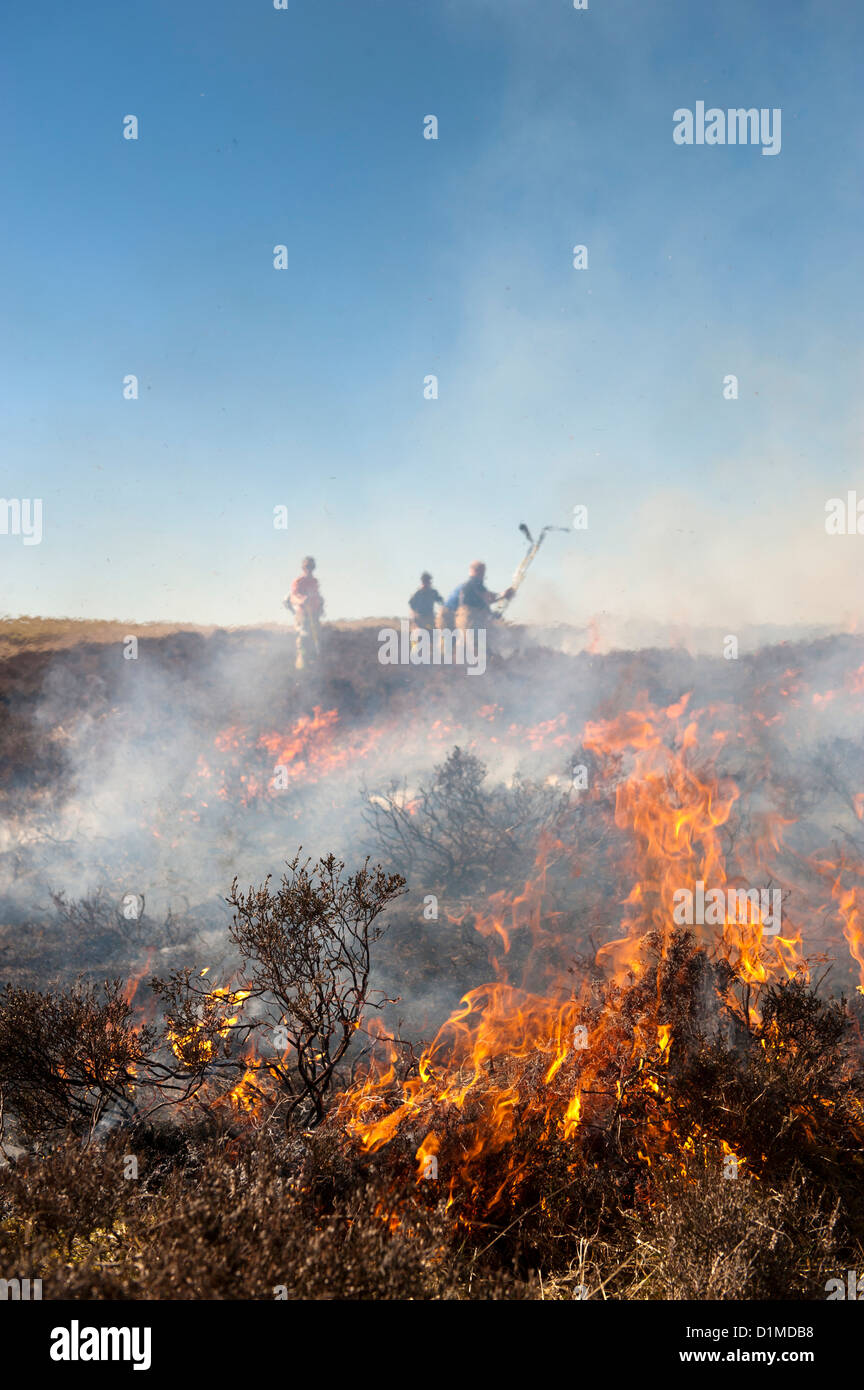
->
xmin=284 ymin=556 xmax=324 ymax=670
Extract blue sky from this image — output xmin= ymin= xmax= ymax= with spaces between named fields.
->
xmin=1 ymin=0 xmax=862 ymax=629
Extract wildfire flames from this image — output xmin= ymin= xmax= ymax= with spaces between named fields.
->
xmin=193 ymin=706 xmax=386 ymax=804
xmin=167 ymin=661 xmax=864 ymax=1228
xmin=4 ymin=626 xmax=864 ymax=1303
xmin=193 ymin=705 xmax=584 ymax=810
xmin=327 ymin=691 xmax=832 ymax=1213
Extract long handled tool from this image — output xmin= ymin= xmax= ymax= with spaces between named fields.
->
xmin=493 ymin=522 xmax=569 ymax=617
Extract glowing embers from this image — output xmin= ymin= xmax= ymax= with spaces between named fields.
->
xmin=197 ymin=707 xmax=386 ymax=805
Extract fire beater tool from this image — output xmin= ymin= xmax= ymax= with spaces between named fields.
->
xmin=493 ymin=522 xmax=570 ymax=617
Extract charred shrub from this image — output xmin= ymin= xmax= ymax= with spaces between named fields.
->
xmin=228 ymin=853 xmax=405 ymax=1125
xmin=49 ymin=890 xmax=194 ymax=965
xmin=0 ymin=979 xmax=153 ymax=1144
xmin=363 ymin=746 xmax=565 ymax=895
xmin=155 ymin=853 xmax=406 ymax=1129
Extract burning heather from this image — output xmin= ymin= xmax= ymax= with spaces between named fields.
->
xmin=1 ymin=621 xmax=864 ymax=1300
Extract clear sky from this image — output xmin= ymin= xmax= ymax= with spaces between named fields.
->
xmin=1 ymin=0 xmax=862 ymax=630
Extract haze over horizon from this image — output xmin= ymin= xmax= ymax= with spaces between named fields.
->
xmin=2 ymin=0 xmax=862 ymax=632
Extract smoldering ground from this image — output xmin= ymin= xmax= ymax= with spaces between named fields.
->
xmin=1 ymin=621 xmax=863 ymax=1029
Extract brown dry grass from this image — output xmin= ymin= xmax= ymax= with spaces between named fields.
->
xmin=0 ymin=616 xmax=414 ymax=660
xmin=0 ymin=617 xmax=243 ymax=659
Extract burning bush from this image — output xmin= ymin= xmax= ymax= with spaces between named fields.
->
xmin=153 ymin=853 xmax=407 ymax=1127
xmin=2 ymin=930 xmax=860 ymax=1300
xmin=322 ymin=930 xmax=864 ymax=1292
